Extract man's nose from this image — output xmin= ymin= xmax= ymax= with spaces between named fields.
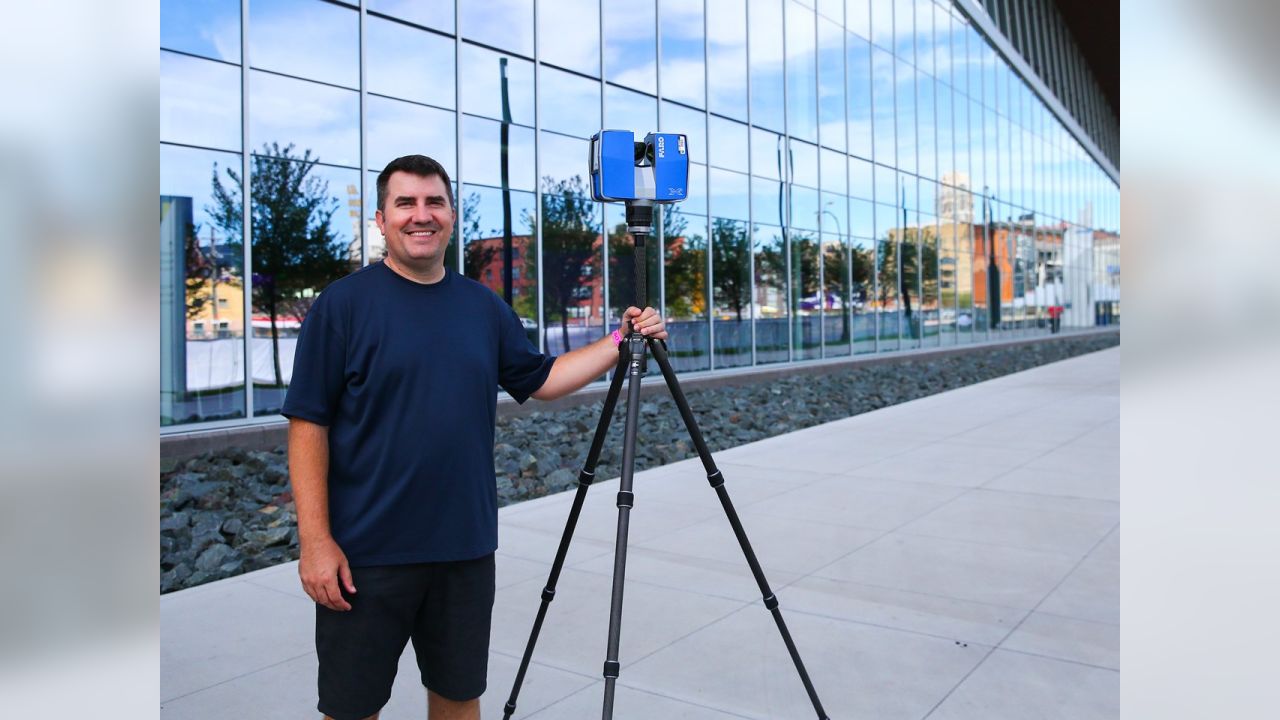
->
xmin=410 ymin=203 xmax=432 ymax=224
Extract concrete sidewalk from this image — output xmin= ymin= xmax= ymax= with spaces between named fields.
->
xmin=161 ymin=347 xmax=1120 ymax=719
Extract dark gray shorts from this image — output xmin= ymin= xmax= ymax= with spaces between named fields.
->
xmin=315 ymin=554 xmax=496 ymax=720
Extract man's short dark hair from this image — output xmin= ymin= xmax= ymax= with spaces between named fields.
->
xmin=376 ymin=155 xmax=456 ymax=212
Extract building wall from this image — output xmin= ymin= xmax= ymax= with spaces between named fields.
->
xmin=160 ymin=0 xmax=1121 ymax=429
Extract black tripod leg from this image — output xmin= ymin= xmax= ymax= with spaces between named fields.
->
xmin=601 ymin=334 xmax=648 ymax=720
xmin=648 ymin=338 xmax=832 ymax=720
xmin=503 ymin=346 xmax=631 ymax=720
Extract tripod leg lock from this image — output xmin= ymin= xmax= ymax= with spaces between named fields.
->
xmin=616 ymin=490 xmax=634 ymax=508
xmin=603 ymin=660 xmax=620 ymax=679
xmin=504 ymin=701 xmax=517 ymax=715
xmin=706 ymin=469 xmax=725 ymax=488
xmin=762 ymin=593 xmax=779 ymax=611
xmin=541 ymin=587 xmax=556 ymax=602
xmin=578 ymin=469 xmax=595 ymax=487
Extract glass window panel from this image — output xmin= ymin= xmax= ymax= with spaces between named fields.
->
xmin=817 ymin=0 xmax=843 ymax=23
xmin=822 ymin=231 xmax=852 ymax=356
xmin=367 ymin=16 xmax=455 ymax=109
xmin=604 ymin=0 xmax=657 ymax=94
xmin=605 ymin=204 xmax=662 ymax=339
xmin=605 ymin=85 xmax=658 ymax=136
xmin=460 ymin=44 xmax=535 ymax=126
xmin=850 ymin=197 xmax=874 ymax=238
xmin=901 ymin=171 xmax=918 ymax=210
xmin=368 ymin=0 xmax=454 ymax=33
xmin=917 ymin=73 xmax=936 ymax=179
xmin=460 ymin=0 xmax=534 ymax=57
xmin=919 ymin=178 xmax=937 ymax=216
xmin=247 ymin=152 xmax=360 ymax=415
xmin=874 ymin=202 xmax=899 ymax=350
xmin=871 ymin=46 xmax=895 ymax=165
xmin=161 ymin=51 xmax=242 ymax=152
xmin=250 ymin=72 xmax=359 ymax=168
xmin=967 ymin=26 xmax=982 ymax=102
xmin=850 ymin=156 xmax=874 ymax=200
xmin=817 ymin=16 xmax=846 ymax=151
xmin=708 ymin=115 xmax=750 ymax=173
xmin=895 ymin=57 xmax=916 ymax=174
xmin=660 ymin=0 xmax=707 ymax=108
xmin=162 ymin=0 xmax=240 ymax=62
xmin=752 ymin=175 xmax=787 ymax=229
xmin=874 ymin=163 xmax=896 ymax=204
xmin=459 ymin=184 xmax=536 ymax=314
xmin=847 ymin=33 xmax=873 ymax=158
xmin=249 ymin=0 xmax=357 ymax=88
xmin=870 ymin=0 xmax=893 ymax=51
xmin=753 ymin=223 xmax=789 ymax=362
xmin=820 ymin=148 xmax=847 ymax=195
xmin=661 ymin=101 xmax=707 ymax=165
xmin=537 ymin=133 xmax=601 ymax=354
xmin=786 ymin=2 xmax=819 ymax=142
xmin=749 ymin=0 xmax=786 ymax=132
xmin=914 ymin=0 xmax=934 ymax=76
xmin=789 ymin=139 xmax=819 ymax=188
xmin=848 ymin=0 xmax=871 ymax=40
xmin=681 ymin=163 xmax=709 ymax=216
xmin=790 ymin=185 xmax=820 ymax=231
xmin=850 ymin=235 xmax=875 ymax=352
xmin=937 ymin=79 xmax=954 ymax=183
xmin=538 ymin=66 xmax=601 ymax=138
xmin=709 ymin=168 xmax=751 ymax=222
xmin=970 ymin=98 xmax=985 ymax=193
xmin=539 ymin=0 xmax=599 ymax=75
xmin=791 ymin=226 xmax=821 ymax=359
xmin=711 ymin=217 xmax=752 ymax=366
xmin=919 ymin=212 xmax=940 ymax=345
xmin=707 ymin=0 xmax=749 ymax=120
xmin=893 ymin=0 xmax=914 ymax=64
xmin=820 ymin=192 xmax=847 ymax=236
xmin=365 ymin=94 xmax=455 ymax=175
xmin=460 ymin=115 xmax=535 ymax=192
xmin=750 ymin=127 xmax=783 ymax=180
xmin=663 ymin=208 xmax=710 ymax=370
xmin=161 ymin=144 xmax=247 ymax=425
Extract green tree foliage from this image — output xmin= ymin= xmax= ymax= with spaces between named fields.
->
xmin=662 ymin=207 xmax=707 ymax=320
xmin=209 ymin=142 xmax=348 ymax=387
xmin=711 ymin=218 xmax=751 ymax=322
xmin=535 ymin=175 xmax=597 ymax=351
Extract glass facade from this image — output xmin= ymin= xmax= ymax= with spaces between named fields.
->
xmin=161 ymin=0 xmax=1120 ymax=429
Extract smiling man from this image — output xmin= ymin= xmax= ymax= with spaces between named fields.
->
xmin=282 ymin=155 xmax=666 ymax=720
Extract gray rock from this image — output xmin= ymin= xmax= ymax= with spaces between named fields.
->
xmin=194 ymin=543 xmax=238 ymax=573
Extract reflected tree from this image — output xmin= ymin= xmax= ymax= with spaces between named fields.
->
xmin=535 ymin=175 xmax=597 ymax=351
xmin=460 ymin=190 xmax=499 ymax=283
xmin=663 ymin=207 xmax=707 ymax=319
xmin=209 ymin=142 xmax=348 ymax=387
xmin=711 ymin=218 xmax=751 ymax=321
xmin=822 ymin=240 xmax=850 ymax=341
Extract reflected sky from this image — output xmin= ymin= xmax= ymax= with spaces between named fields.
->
xmin=822 ymin=192 xmax=849 ymax=235
xmin=749 ymin=0 xmax=785 ymax=132
xmin=365 ymin=94 xmax=455 ymax=172
xmin=460 ymin=44 xmax=535 ymax=126
xmin=896 ymin=58 xmax=917 ymax=174
xmin=872 ymin=46 xmax=895 ymax=164
xmin=367 ymin=16 xmax=455 ymax=109
xmin=460 ymin=184 xmax=536 ymax=240
xmin=791 ymin=185 xmax=820 ymax=231
xmin=847 ymin=34 xmax=873 ymax=159
xmin=818 ymin=16 xmax=846 ymax=152
xmin=249 ymin=0 xmax=358 ymax=88
xmin=160 ymin=144 xmax=243 ymax=241
xmin=538 ymin=132 xmax=590 ymax=187
xmin=540 ymin=0 xmax=599 ymax=76
xmin=538 ymin=67 xmax=600 ymax=138
xmin=161 ymin=52 xmax=241 ymax=152
xmin=162 ymin=0 xmax=240 ymax=62
xmin=707 ymin=0 xmax=748 ymax=120
xmin=791 ymin=139 xmax=819 ymax=188
xmin=821 ymin=148 xmax=847 ymax=195
xmin=708 ymin=115 xmax=749 ymax=173
xmin=786 ymin=1 xmax=818 ymax=142
xmin=709 ymin=168 xmax=750 ymax=222
xmin=660 ymin=101 xmax=706 ymax=164
xmin=461 ymin=115 xmax=535 ymax=192
xmin=659 ymin=0 xmax=706 ymax=109
xmin=460 ymin=0 xmax=533 ymax=58
xmin=752 ymin=176 xmax=786 ymax=227
xmin=250 ymin=71 xmax=359 ymax=168
xmin=894 ymin=0 xmax=914 ymax=64
xmin=870 ymin=0 xmax=893 ymax=51
xmin=850 ymin=157 xmax=874 ymax=200
xmin=604 ymin=0 xmax=656 ymax=93
xmin=368 ymin=0 xmax=454 ymax=34
xmin=848 ymin=0 xmax=871 ymax=41
xmin=683 ymin=163 xmax=708 ymax=215
xmin=849 ymin=197 xmax=875 ymax=237
xmin=750 ymin=127 xmax=783 ymax=180
xmin=604 ymin=85 xmax=657 ymax=137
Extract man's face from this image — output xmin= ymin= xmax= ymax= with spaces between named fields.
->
xmin=375 ymin=171 xmax=455 ymax=270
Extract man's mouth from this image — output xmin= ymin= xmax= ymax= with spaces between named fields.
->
xmin=405 ymin=228 xmax=438 ymax=238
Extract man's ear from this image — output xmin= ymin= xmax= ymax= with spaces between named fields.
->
xmin=374 ymin=208 xmax=384 ymax=233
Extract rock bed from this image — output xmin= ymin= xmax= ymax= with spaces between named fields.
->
xmin=161 ymin=333 xmax=1118 ymax=592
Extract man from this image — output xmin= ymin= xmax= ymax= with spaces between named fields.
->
xmin=282 ymin=154 xmax=666 ymax=720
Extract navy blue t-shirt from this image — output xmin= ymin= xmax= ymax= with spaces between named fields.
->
xmin=281 ymin=262 xmax=555 ymax=566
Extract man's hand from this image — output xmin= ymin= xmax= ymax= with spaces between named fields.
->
xmin=622 ymin=306 xmax=668 ymax=341
xmin=299 ymin=535 xmax=356 ymax=611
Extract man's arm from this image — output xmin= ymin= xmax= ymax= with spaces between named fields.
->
xmin=531 ymin=306 xmax=667 ymax=401
xmin=288 ymin=417 xmax=356 ymax=611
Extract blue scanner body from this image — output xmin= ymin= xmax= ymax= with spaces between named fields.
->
xmin=590 ymin=130 xmax=688 ymax=204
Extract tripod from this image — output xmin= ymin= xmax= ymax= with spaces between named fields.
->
xmin=503 ymin=202 xmax=830 ymax=720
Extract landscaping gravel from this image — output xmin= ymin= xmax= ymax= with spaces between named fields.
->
xmin=161 ymin=333 xmax=1119 ymax=592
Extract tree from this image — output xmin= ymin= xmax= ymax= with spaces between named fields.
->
xmin=183 ymin=221 xmax=213 ymax=321
xmin=209 ymin=142 xmax=348 ymax=387
xmin=710 ymin=218 xmax=751 ymax=322
xmin=662 ymin=207 xmax=707 ymax=319
xmin=822 ymin=239 xmax=851 ymax=342
xmin=460 ymin=190 xmax=499 ymax=283
xmin=536 ymin=175 xmax=597 ymax=352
